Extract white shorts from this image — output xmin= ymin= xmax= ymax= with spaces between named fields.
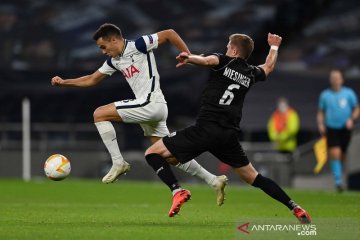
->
xmin=115 ymin=99 xmax=170 ymax=137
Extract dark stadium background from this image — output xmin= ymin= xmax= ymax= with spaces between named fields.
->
xmin=0 ymin=0 xmax=359 ymax=189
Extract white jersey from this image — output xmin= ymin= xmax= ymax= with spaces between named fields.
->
xmin=98 ymin=33 xmax=166 ymax=103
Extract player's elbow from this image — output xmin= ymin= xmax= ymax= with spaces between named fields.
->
xmin=163 ymin=29 xmax=177 ymax=40
xmin=204 ymin=59 xmax=213 ymax=66
xmin=158 ymin=29 xmax=179 ymax=46
xmin=263 ymin=64 xmax=275 ymax=76
xmin=165 ymin=29 xmax=177 ymax=35
xmin=203 ymin=56 xmax=218 ymax=66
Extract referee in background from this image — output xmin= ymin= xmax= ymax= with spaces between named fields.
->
xmin=317 ymin=69 xmax=359 ymax=192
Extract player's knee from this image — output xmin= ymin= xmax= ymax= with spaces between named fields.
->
xmin=144 ymin=147 xmax=154 ymax=156
xmin=93 ymin=107 xmax=104 ymax=122
xmin=145 ymin=143 xmax=162 ymax=156
xmin=93 ymin=108 xmax=100 ymax=122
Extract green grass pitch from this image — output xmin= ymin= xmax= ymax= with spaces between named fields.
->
xmin=0 ymin=179 xmax=359 ymax=240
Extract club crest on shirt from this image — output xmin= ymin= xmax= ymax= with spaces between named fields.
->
xmin=339 ymin=98 xmax=348 ymax=108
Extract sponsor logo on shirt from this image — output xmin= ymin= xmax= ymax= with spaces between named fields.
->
xmin=121 ymin=65 xmax=140 ymax=79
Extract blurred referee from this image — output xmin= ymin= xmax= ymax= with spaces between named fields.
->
xmin=317 ymin=69 xmax=359 ymax=192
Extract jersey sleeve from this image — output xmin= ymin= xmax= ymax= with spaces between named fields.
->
xmin=253 ymin=66 xmax=266 ymax=82
xmin=210 ymin=53 xmax=227 ymax=70
xmin=318 ymin=91 xmax=326 ymax=110
xmin=98 ymin=58 xmax=117 ymax=76
xmin=348 ymin=88 xmax=359 ymax=107
xmin=134 ymin=34 xmax=159 ymax=54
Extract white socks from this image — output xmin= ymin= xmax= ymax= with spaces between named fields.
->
xmin=95 ymin=121 xmax=124 ymax=165
xmin=176 ymin=160 xmax=216 ymax=186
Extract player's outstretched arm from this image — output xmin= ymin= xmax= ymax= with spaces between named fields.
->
xmin=51 ymin=70 xmax=106 ymax=87
xmin=258 ymin=33 xmax=282 ymax=76
xmin=157 ymin=29 xmax=191 ymax=54
xmin=175 ymin=52 xmax=219 ymax=68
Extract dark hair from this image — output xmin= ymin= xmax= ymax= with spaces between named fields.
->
xmin=93 ymin=23 xmax=122 ymax=41
xmin=229 ymin=34 xmax=254 ymax=60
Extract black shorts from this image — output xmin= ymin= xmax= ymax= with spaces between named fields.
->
xmin=163 ymin=121 xmax=249 ymax=168
xmin=326 ymin=127 xmax=351 ymax=152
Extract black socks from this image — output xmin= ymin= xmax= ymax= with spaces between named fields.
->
xmin=145 ymin=153 xmax=180 ymax=191
xmin=252 ymin=174 xmax=297 ymax=210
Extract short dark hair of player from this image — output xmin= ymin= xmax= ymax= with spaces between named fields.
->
xmin=93 ymin=23 xmax=122 ymax=41
xmin=229 ymin=34 xmax=254 ymax=60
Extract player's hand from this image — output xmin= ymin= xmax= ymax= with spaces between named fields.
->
xmin=267 ymin=33 xmax=282 ymax=47
xmin=176 ymin=52 xmax=190 ymax=68
xmin=51 ymin=76 xmax=64 ymax=86
xmin=346 ymin=118 xmax=354 ymax=130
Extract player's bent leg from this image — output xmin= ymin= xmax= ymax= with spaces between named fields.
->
xmin=147 ymin=137 xmax=227 ymax=206
xmin=145 ymin=140 xmax=191 ymax=217
xmin=145 ymin=138 xmax=173 ymax=159
xmin=235 ymin=163 xmax=311 ymax=224
xmin=93 ymin=103 xmax=123 ymax=122
xmin=145 ymin=153 xmax=191 ymax=217
xmin=93 ymin=103 xmax=130 ymax=183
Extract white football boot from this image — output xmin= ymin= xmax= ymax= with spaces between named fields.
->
xmin=102 ymin=161 xmax=130 ymax=184
xmin=212 ymin=175 xmax=229 ymax=206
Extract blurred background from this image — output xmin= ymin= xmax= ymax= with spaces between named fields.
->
xmin=0 ymin=0 xmax=359 ymax=189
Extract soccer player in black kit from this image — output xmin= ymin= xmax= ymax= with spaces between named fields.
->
xmin=145 ymin=33 xmax=311 ymax=223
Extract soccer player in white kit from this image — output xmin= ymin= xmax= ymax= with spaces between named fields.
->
xmin=51 ymin=23 xmax=227 ymax=207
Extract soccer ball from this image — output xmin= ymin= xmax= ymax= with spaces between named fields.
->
xmin=44 ymin=154 xmax=71 ymax=181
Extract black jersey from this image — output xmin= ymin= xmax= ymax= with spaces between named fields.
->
xmin=197 ymin=53 xmax=266 ymax=129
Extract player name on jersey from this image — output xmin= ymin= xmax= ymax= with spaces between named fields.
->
xmin=223 ymin=67 xmax=250 ymax=88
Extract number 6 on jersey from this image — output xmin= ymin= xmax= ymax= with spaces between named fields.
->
xmin=219 ymin=84 xmax=240 ymax=105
